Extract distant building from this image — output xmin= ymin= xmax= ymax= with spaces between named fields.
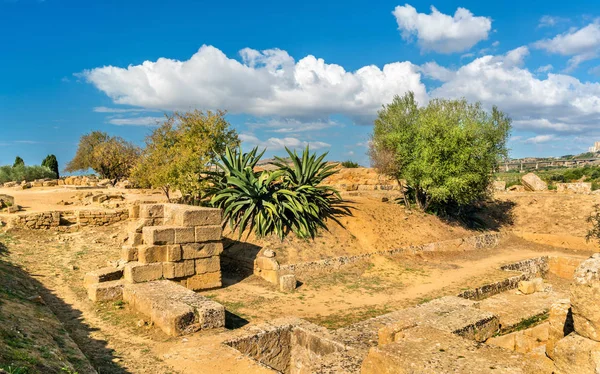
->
xmin=589 ymin=141 xmax=600 ymax=153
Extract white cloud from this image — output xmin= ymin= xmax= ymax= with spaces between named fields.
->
xmin=108 ymin=116 xmax=163 ymax=126
xmin=419 ymin=61 xmax=455 ymax=82
xmin=82 ymin=45 xmax=426 ymax=123
xmin=239 ymin=134 xmax=330 ymax=150
xmin=94 ymin=106 xmax=159 ymax=113
xmin=538 ymin=15 xmax=569 ymax=28
xmin=524 ymin=134 xmax=557 ymax=144
xmin=392 ymin=4 xmax=491 ymax=54
xmin=430 ymin=47 xmax=600 ymax=137
xmin=536 ymin=64 xmax=554 ymax=73
xmin=533 ymin=22 xmax=600 ymax=70
xmin=589 ymin=65 xmax=600 ymax=76
xmin=247 ymin=118 xmax=341 ymax=133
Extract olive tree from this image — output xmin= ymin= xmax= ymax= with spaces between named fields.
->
xmin=131 ymin=110 xmax=239 ymax=202
xmin=369 ymin=92 xmax=511 ymax=216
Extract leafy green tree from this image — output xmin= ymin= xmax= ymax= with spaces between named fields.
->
xmin=13 ymin=156 xmax=24 ymax=168
xmin=65 ymin=131 xmax=140 ymax=182
xmin=41 ymin=154 xmax=59 ymax=179
xmin=205 ymin=146 xmax=347 ymax=240
xmin=370 ymin=92 xmax=511 ymax=215
xmin=341 ymin=160 xmax=360 ymax=168
xmin=132 ymin=110 xmax=239 ymax=202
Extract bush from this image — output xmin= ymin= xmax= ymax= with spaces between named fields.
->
xmin=341 ymin=160 xmax=360 ymax=168
xmin=205 ymin=146 xmax=348 ymax=240
xmin=0 ymin=165 xmax=56 ymax=183
xmin=370 ymin=92 xmax=511 ymax=216
xmin=41 ymin=154 xmax=59 ymax=179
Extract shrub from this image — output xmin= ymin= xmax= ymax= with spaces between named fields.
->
xmin=341 ymin=160 xmax=360 ymax=168
xmin=587 ymin=204 xmax=600 ymax=245
xmin=0 ymin=165 xmax=56 ymax=183
xmin=205 ymin=146 xmax=347 ymax=240
xmin=41 ymin=154 xmax=59 ymax=179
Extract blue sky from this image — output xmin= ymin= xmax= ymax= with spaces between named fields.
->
xmin=1 ymin=0 xmax=600 ymax=170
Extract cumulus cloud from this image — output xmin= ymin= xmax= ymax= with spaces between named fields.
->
xmin=108 ymin=117 xmax=163 ymax=126
xmin=536 ymin=64 xmax=554 ymax=73
xmin=533 ymin=22 xmax=600 ymax=70
xmin=82 ymin=45 xmax=426 ymax=123
xmin=524 ymin=134 xmax=557 ymax=144
xmin=429 ymin=47 xmax=600 ymax=136
xmin=239 ymin=134 xmax=330 ymax=150
xmin=392 ymin=4 xmax=491 ymax=54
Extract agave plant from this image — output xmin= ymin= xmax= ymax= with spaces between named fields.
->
xmin=205 ymin=146 xmax=348 ymax=240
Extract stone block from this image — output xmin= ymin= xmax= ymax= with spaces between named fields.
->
xmin=163 ymin=204 xmax=221 ymax=226
xmin=84 ymin=267 xmax=123 ymax=286
xmin=257 ymin=269 xmax=279 ymax=284
xmin=521 ymin=173 xmax=548 ymax=191
xmin=549 ymin=256 xmax=583 ymax=279
xmin=279 ymin=274 xmax=296 ymax=292
xmin=571 ymin=254 xmax=600 ymax=341
xmin=129 ymin=204 xmax=140 ymax=219
xmin=142 ymin=226 xmax=175 ymax=245
xmin=185 ymin=272 xmax=222 ymax=291
xmin=181 ymin=242 xmax=223 ymax=259
xmin=121 ymin=245 xmax=138 ymax=262
xmin=123 ymin=262 xmax=163 ymax=283
xmin=532 ymin=277 xmax=545 ymax=292
xmin=165 ymin=245 xmax=182 ymax=262
xmin=195 ymin=225 xmax=222 ymax=241
xmin=518 ymin=280 xmax=536 ymax=295
xmin=139 ymin=204 xmax=164 ymax=218
xmin=255 ymin=256 xmax=280 ymax=271
xmin=174 ymin=227 xmax=195 ymax=244
xmin=163 ymin=260 xmax=195 ymax=279
xmin=137 ymin=245 xmax=167 ymax=263
xmin=127 ymin=232 xmax=143 ymax=246
xmin=547 ymin=299 xmax=574 ymax=359
xmin=87 ymin=280 xmax=124 ymax=302
xmin=554 ymin=333 xmax=600 ymax=374
xmin=195 ymin=256 xmax=220 ymax=274
xmin=486 ymin=333 xmax=515 ymax=350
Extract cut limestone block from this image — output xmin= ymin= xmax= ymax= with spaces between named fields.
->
xmin=84 ymin=267 xmax=123 ymax=286
xmin=163 ymin=260 xmax=195 ymax=279
xmin=128 ymin=204 xmax=140 ymax=219
xmin=181 ymin=242 xmax=223 ymax=260
xmin=87 ymin=280 xmax=124 ymax=302
xmin=121 ymin=246 xmax=138 ymax=262
xmin=122 ymin=280 xmax=225 ymax=335
xmin=165 ymin=245 xmax=182 ymax=262
xmin=554 ymin=332 xmax=600 ymax=374
xmin=139 ymin=204 xmax=164 ymax=219
xmin=377 ymin=296 xmax=499 ymax=344
xmin=127 ymin=232 xmax=143 ymax=246
xmin=174 ymin=227 xmax=195 ymax=244
xmin=195 ymin=256 xmax=220 ymax=274
xmin=547 ymin=299 xmax=574 ymax=359
xmin=362 ymin=326 xmax=554 ymax=374
xmin=518 ymin=280 xmax=536 ymax=295
xmin=571 ymin=254 xmax=600 ymax=341
xmin=195 ymin=225 xmax=222 ymax=241
xmin=142 ymin=226 xmax=175 ymax=245
xmin=255 ymin=256 xmax=280 ymax=271
xmin=185 ymin=272 xmax=221 ymax=291
xmin=532 ymin=277 xmax=545 ymax=292
xmin=137 ymin=245 xmax=167 ymax=263
xmin=521 ymin=173 xmax=548 ymax=192
xmin=123 ymin=262 xmax=163 ymax=283
xmin=163 ymin=204 xmax=221 ymax=227
xmin=279 ymin=274 xmax=296 ymax=292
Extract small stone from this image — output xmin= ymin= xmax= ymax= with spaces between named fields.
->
xmin=279 ymin=274 xmax=297 ymax=292
xmin=263 ymin=249 xmax=276 ymax=258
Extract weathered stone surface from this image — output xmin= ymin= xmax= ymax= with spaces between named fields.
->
xmin=195 ymin=256 xmax=220 ymax=274
xmin=363 ymin=326 xmax=554 ymax=374
xmin=121 ymin=245 xmax=138 ymax=262
xmin=557 ymin=182 xmax=592 ymax=194
xmin=279 ymin=274 xmax=296 ymax=292
xmin=137 ymin=245 xmax=167 ymax=263
xmin=532 ymin=277 xmax=545 ymax=292
xmin=493 ymin=180 xmax=506 ymax=191
xmin=0 ymin=194 xmax=15 ymax=207
xmin=521 ymin=173 xmax=548 ymax=191
xmin=84 ymin=267 xmax=123 ymax=286
xmin=181 ymin=242 xmax=223 ymax=259
xmin=546 ymin=299 xmax=574 ymax=359
xmin=194 ymin=225 xmax=222 ymax=241
xmin=139 ymin=204 xmax=164 ymax=218
xmin=128 ymin=204 xmax=140 ymax=219
xmin=163 ymin=204 xmax=221 ymax=227
xmin=87 ymin=280 xmax=124 ymax=302
xmin=486 ymin=333 xmax=515 ymax=350
xmin=554 ymin=333 xmax=600 ymax=374
xmin=549 ymin=256 xmax=584 ymax=279
xmin=123 ymin=280 xmax=224 ymax=336
xmin=571 ymin=254 xmax=600 ymax=341
xmin=142 ymin=226 xmax=175 ymax=245
xmin=174 ymin=227 xmax=195 ymax=244
xmin=185 ymin=272 xmax=221 ymax=290
xmin=163 ymin=260 xmax=195 ymax=279
xmin=255 ymin=256 xmax=280 ymax=271
xmin=127 ymin=232 xmax=143 ymax=246
xmin=165 ymin=245 xmax=182 ymax=262
xmin=518 ymin=280 xmax=536 ymax=294
xmin=123 ymin=262 xmax=163 ymax=283
xmin=378 ymin=296 xmax=499 ymax=344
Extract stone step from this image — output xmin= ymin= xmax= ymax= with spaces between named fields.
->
xmin=122 ymin=280 xmax=225 ymax=336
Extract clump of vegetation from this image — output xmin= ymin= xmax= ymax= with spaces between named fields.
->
xmin=205 ymin=146 xmax=347 ymax=240
xmin=132 ymin=110 xmax=239 ymax=202
xmin=65 ymin=131 xmax=140 ymax=182
xmin=341 ymin=160 xmax=360 ymax=168
xmin=41 ymin=154 xmax=59 ymax=179
xmin=0 ymin=165 xmax=56 ymax=183
xmin=369 ymin=91 xmax=511 ymax=218
xmin=496 ymin=165 xmax=600 ymax=191
xmin=587 ymin=204 xmax=600 ymax=245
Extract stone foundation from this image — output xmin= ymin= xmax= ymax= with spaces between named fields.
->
xmin=7 ymin=209 xmax=129 ymax=230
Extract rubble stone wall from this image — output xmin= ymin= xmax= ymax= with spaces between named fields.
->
xmin=7 ymin=209 xmax=129 ymax=230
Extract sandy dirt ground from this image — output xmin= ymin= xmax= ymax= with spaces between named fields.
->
xmin=0 ymin=187 xmax=599 ymax=373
